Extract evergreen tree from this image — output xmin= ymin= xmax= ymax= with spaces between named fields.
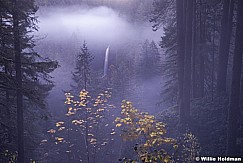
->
xmin=137 ymin=40 xmax=161 ymax=81
xmin=151 ymin=0 xmax=243 ymax=157
xmin=149 ymin=40 xmax=161 ymax=76
xmin=0 ymin=0 xmax=58 ymax=161
xmin=71 ymin=41 xmax=94 ymax=93
xmin=137 ymin=39 xmax=150 ymax=80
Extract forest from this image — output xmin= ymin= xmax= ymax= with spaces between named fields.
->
xmin=0 ymin=0 xmax=243 ymax=162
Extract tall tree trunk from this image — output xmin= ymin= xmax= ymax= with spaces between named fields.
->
xmin=198 ymin=0 xmax=205 ymax=97
xmin=192 ymin=0 xmax=197 ymax=98
xmin=180 ymin=0 xmax=193 ymax=124
xmin=216 ymin=0 xmax=234 ymax=95
xmin=227 ymin=0 xmax=243 ymax=156
xmin=84 ymin=110 xmax=90 ymax=163
xmin=211 ymin=12 xmax=216 ymax=101
xmin=13 ymin=0 xmax=24 ymax=162
xmin=176 ymin=0 xmax=185 ymax=104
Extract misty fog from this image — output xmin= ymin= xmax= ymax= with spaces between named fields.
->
xmin=35 ymin=5 xmax=163 ymax=115
xmin=2 ymin=0 xmax=242 ymax=162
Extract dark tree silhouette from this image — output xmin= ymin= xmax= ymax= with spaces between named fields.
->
xmin=180 ymin=0 xmax=193 ymax=124
xmin=227 ymin=0 xmax=243 ymax=155
xmin=217 ymin=0 xmax=234 ymax=95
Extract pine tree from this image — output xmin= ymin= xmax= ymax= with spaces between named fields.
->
xmin=137 ymin=40 xmax=150 ymax=80
xmin=137 ymin=40 xmax=161 ymax=81
xmin=71 ymin=41 xmax=94 ymax=93
xmin=159 ymin=20 xmax=178 ymax=105
xmin=149 ymin=40 xmax=161 ymax=76
xmin=0 ymin=0 xmax=58 ymax=161
xmin=150 ymin=0 xmax=178 ymax=106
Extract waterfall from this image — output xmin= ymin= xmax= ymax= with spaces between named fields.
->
xmin=103 ymin=45 xmax=110 ymax=77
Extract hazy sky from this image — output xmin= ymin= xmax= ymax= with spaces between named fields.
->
xmin=34 ymin=5 xmax=163 ymax=115
xmin=36 ymin=5 xmax=161 ymax=49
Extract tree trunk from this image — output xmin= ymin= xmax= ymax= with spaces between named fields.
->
xmin=85 ymin=111 xmax=90 ymax=163
xmin=216 ymin=0 xmax=234 ymax=95
xmin=211 ymin=13 xmax=216 ymax=101
xmin=180 ymin=0 xmax=193 ymax=124
xmin=176 ymin=0 xmax=185 ymax=104
xmin=198 ymin=0 xmax=205 ymax=97
xmin=13 ymin=0 xmax=24 ymax=162
xmin=227 ymin=0 xmax=243 ymax=156
xmin=192 ymin=0 xmax=197 ymax=98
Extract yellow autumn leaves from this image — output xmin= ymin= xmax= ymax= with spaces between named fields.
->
xmin=114 ymin=100 xmax=177 ymax=163
xmin=47 ymin=89 xmax=115 ymax=153
xmin=55 ymin=121 xmax=64 ymax=127
xmin=116 ymin=123 xmax=122 ymax=127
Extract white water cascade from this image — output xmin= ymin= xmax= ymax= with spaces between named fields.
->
xmin=103 ymin=45 xmax=110 ymax=78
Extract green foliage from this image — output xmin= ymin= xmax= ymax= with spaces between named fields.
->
xmin=71 ymin=41 xmax=94 ymax=92
xmin=159 ymin=17 xmax=178 ymax=105
xmin=108 ymin=56 xmax=135 ymax=101
xmin=150 ymin=0 xmax=176 ymax=31
xmin=190 ymin=96 xmax=228 ymax=156
xmin=0 ymin=0 xmax=58 ymax=161
xmin=137 ymin=40 xmax=161 ymax=80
